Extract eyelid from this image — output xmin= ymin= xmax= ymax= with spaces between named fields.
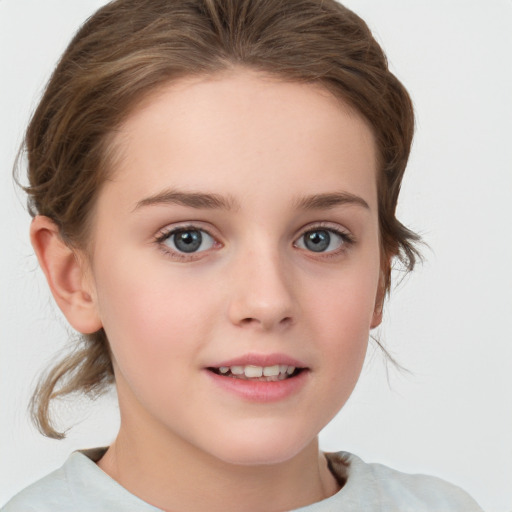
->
xmin=154 ymin=222 xmax=222 ymax=260
xmin=294 ymin=221 xmax=354 ymax=241
xmin=155 ymin=224 xmax=205 ymax=241
xmin=293 ymin=222 xmax=355 ymax=254
xmin=152 ymin=220 xmax=354 ymax=261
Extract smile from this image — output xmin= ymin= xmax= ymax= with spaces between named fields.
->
xmin=208 ymin=364 xmax=302 ymax=381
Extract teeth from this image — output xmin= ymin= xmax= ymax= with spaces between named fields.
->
xmin=216 ymin=364 xmax=298 ymax=379
xmin=244 ymin=365 xmax=263 ymax=378
xmin=263 ymin=365 xmax=280 ymax=377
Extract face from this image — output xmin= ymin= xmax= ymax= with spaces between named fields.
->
xmin=85 ymin=70 xmax=383 ymax=465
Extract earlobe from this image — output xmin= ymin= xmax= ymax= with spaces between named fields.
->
xmin=371 ymin=302 xmax=383 ymax=329
xmin=370 ymin=269 xmax=387 ymax=329
xmin=30 ymin=216 xmax=102 ymax=334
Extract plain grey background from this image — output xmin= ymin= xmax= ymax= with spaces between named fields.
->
xmin=1 ymin=1 xmax=511 ymax=510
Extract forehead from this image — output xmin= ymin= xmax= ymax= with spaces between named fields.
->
xmin=106 ymin=70 xmax=378 ymax=209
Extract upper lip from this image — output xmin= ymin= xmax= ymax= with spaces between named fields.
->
xmin=208 ymin=353 xmax=307 ymax=368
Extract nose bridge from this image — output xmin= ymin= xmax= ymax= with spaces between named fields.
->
xmin=227 ymin=235 xmax=296 ymax=330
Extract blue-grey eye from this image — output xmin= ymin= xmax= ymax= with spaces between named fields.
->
xmin=165 ymin=229 xmax=215 ymax=253
xmin=296 ymin=229 xmax=345 ymax=253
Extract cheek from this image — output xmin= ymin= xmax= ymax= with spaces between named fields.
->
xmin=313 ymin=291 xmax=372 ymax=369
xmin=304 ymin=257 xmax=380 ymax=368
xmin=308 ymin=255 xmax=380 ymax=329
xmin=92 ymin=259 xmax=218 ymax=376
xmin=290 ymin=268 xmax=378 ymax=432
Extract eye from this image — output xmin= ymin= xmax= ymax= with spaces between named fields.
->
xmin=161 ymin=228 xmax=216 ymax=254
xmin=295 ymin=228 xmax=350 ymax=253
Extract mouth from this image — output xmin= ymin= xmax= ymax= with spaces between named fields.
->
xmin=207 ymin=364 xmax=305 ymax=382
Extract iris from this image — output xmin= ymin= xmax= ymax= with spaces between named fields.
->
xmin=303 ymin=230 xmax=331 ymax=252
xmin=173 ymin=230 xmax=203 ymax=253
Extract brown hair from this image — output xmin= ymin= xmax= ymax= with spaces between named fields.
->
xmin=20 ymin=0 xmax=420 ymax=438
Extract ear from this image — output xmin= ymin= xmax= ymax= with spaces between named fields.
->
xmin=30 ymin=216 xmax=102 ymax=334
xmin=370 ymin=268 xmax=387 ymax=329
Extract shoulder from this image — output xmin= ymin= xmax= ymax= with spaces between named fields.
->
xmin=1 ymin=449 xmax=160 ymax=512
xmin=1 ymin=460 xmax=74 ymax=512
xmin=323 ymin=452 xmax=484 ymax=512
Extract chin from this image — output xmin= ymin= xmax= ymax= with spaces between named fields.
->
xmin=200 ymin=427 xmax=318 ymax=467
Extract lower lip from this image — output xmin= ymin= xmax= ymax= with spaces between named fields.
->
xmin=205 ymin=369 xmax=309 ymax=402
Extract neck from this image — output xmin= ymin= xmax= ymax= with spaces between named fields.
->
xmin=98 ymin=421 xmax=339 ymax=512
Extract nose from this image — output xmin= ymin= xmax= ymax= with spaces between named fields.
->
xmin=226 ymin=246 xmax=297 ymax=331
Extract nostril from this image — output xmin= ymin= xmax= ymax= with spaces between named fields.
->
xmin=238 ymin=315 xmax=293 ymax=328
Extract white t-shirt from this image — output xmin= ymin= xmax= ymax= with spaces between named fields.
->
xmin=1 ymin=448 xmax=484 ymax=511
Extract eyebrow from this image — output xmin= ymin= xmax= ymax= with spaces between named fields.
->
xmin=133 ymin=189 xmax=370 ymax=212
xmin=295 ymin=192 xmax=370 ymax=211
xmin=133 ymin=189 xmax=239 ymax=212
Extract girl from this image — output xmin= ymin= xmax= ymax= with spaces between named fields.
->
xmin=0 ymin=0 xmax=489 ymax=510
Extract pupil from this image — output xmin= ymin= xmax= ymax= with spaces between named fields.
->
xmin=175 ymin=230 xmax=202 ymax=253
xmin=305 ymin=230 xmax=330 ymax=252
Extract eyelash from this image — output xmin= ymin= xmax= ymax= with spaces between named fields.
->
xmin=294 ymin=224 xmax=355 ymax=259
xmin=154 ymin=224 xmax=219 ymax=262
xmin=153 ymin=223 xmax=355 ymax=261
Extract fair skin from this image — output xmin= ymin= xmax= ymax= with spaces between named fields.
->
xmin=32 ymin=70 xmax=384 ymax=511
